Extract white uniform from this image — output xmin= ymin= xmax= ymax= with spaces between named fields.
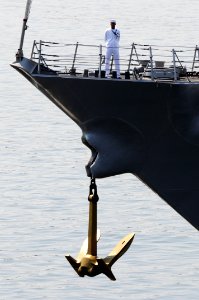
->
xmin=105 ymin=28 xmax=120 ymax=77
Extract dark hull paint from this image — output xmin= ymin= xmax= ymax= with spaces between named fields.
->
xmin=12 ymin=58 xmax=199 ymax=230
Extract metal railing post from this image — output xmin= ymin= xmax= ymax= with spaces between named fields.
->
xmin=127 ymin=43 xmax=139 ymax=72
xmin=38 ymin=40 xmax=42 ymax=74
xmin=192 ymin=45 xmax=198 ymax=72
xmin=71 ymin=42 xmax=79 ymax=72
xmin=99 ymin=44 xmax=102 ymax=78
xmin=197 ymin=45 xmax=199 ymax=66
xmin=149 ymin=46 xmax=154 ymax=81
xmin=128 ymin=43 xmax=134 ymax=72
xmin=31 ymin=40 xmax=36 ymax=59
xmin=172 ymin=49 xmax=177 ymax=81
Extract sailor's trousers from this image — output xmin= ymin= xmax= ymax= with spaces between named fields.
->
xmin=105 ymin=46 xmax=120 ymax=78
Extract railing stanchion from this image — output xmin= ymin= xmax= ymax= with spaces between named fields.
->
xmin=71 ymin=42 xmax=79 ymax=73
xmin=128 ymin=43 xmax=134 ymax=72
xmin=197 ymin=45 xmax=199 ymax=68
xmin=149 ymin=46 xmax=154 ymax=81
xmin=38 ymin=40 xmax=42 ymax=74
xmin=99 ymin=44 xmax=102 ymax=78
xmin=127 ymin=43 xmax=139 ymax=72
xmin=192 ymin=45 xmax=198 ymax=72
xmin=31 ymin=40 xmax=36 ymax=59
xmin=172 ymin=49 xmax=177 ymax=81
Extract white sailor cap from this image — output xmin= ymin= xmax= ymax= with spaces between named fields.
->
xmin=110 ymin=19 xmax=116 ymax=24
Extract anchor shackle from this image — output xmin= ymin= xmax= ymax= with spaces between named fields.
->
xmin=88 ymin=179 xmax=99 ymax=202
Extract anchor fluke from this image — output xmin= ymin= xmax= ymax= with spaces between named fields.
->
xmin=104 ymin=232 xmax=135 ymax=267
xmin=65 ymin=179 xmax=135 ymax=280
xmin=65 ymin=254 xmax=80 ymax=276
xmin=97 ymin=259 xmax=116 ymax=281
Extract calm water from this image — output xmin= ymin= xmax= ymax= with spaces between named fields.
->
xmin=1 ymin=0 xmax=199 ymax=299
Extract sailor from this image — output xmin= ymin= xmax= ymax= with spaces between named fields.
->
xmin=105 ymin=19 xmax=120 ymax=78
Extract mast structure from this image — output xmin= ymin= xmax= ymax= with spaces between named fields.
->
xmin=17 ymin=0 xmax=32 ymax=60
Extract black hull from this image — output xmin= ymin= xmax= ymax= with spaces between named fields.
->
xmin=12 ymin=58 xmax=199 ymax=230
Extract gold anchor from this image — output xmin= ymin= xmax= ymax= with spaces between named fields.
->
xmin=65 ymin=179 xmax=135 ymax=280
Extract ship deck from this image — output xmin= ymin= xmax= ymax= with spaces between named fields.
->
xmin=57 ymin=72 xmax=199 ymax=84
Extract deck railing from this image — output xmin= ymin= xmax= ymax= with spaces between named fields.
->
xmin=31 ymin=41 xmax=199 ymax=80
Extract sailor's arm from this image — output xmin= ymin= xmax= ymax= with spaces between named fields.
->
xmin=116 ymin=29 xmax=120 ymax=41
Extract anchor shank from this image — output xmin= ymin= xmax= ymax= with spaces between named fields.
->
xmin=87 ymin=197 xmax=97 ymax=256
xmin=87 ymin=180 xmax=99 ymax=256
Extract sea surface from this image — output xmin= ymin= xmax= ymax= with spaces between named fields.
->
xmin=0 ymin=0 xmax=199 ymax=299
